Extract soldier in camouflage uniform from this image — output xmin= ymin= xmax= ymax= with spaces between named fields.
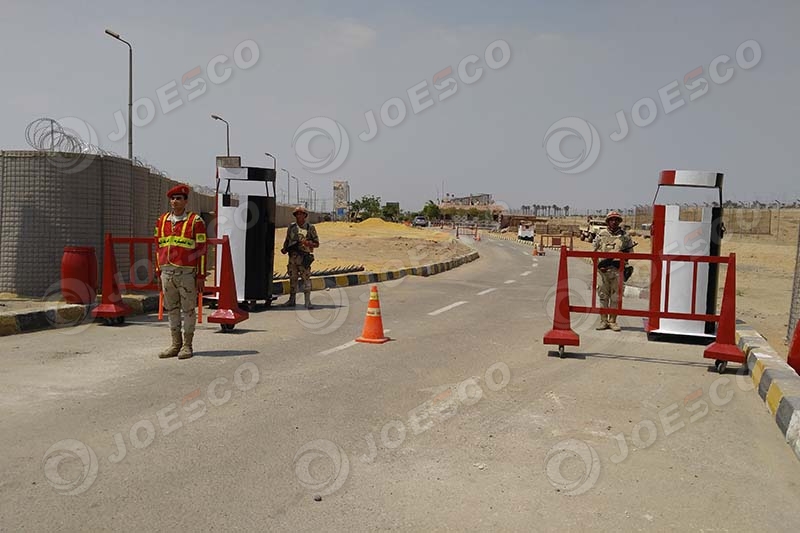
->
xmin=155 ymin=184 xmax=207 ymax=359
xmin=281 ymin=206 xmax=320 ymax=309
xmin=593 ymin=211 xmax=634 ymax=332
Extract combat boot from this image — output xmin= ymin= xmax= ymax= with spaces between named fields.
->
xmin=608 ymin=316 xmax=621 ymax=332
xmin=159 ymin=329 xmax=182 ymax=358
xmin=304 ymin=291 xmax=314 ymax=310
xmin=595 ymin=314 xmax=610 ymax=330
xmin=178 ymin=331 xmax=194 ymax=359
xmin=282 ymin=294 xmax=297 ymax=307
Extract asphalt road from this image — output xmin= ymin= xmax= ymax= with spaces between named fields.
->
xmin=2 ymin=236 xmax=800 ymax=531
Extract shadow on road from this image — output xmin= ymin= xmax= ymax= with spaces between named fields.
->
xmin=551 ymin=350 xmax=712 ymax=368
xmin=194 ymin=349 xmax=261 ymax=358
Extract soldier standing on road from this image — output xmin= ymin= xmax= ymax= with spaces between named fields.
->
xmin=155 ymin=184 xmax=207 ymax=359
xmin=281 ymin=206 xmax=320 ymax=309
xmin=593 ymin=210 xmax=634 ymax=332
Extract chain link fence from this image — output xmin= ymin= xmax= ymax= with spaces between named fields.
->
xmin=789 ymin=224 xmax=800 ymax=344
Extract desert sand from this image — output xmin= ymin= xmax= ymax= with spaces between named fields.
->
xmin=274 ymin=218 xmax=474 ymax=275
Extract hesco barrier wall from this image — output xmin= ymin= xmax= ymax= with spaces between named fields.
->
xmin=0 ymin=151 xmax=215 ymax=297
xmin=0 ymin=151 xmax=327 ymax=298
xmin=789 ymin=225 xmax=800 ymax=343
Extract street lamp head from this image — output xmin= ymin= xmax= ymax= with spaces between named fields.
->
xmin=211 ymin=114 xmax=222 ymax=121
xmin=105 ymin=29 xmax=121 ymax=39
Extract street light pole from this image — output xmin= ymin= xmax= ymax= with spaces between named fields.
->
xmin=304 ymin=183 xmax=312 ymax=209
xmin=281 ymin=168 xmax=290 ymax=204
xmin=264 ymin=152 xmax=276 ymax=168
xmin=291 ymin=175 xmax=299 ymax=205
xmin=105 ymin=28 xmax=133 ymax=161
xmin=210 ymin=114 xmax=230 ymax=156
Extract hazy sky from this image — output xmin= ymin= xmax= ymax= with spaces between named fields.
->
xmin=2 ymin=0 xmax=798 ymax=211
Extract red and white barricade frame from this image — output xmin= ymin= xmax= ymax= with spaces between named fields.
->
xmin=542 ymin=244 xmax=743 ymax=373
xmin=543 ymin=169 xmax=745 ymax=372
xmin=91 ymin=233 xmax=248 ymax=332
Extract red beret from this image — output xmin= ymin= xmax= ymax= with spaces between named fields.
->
xmin=167 ymin=184 xmax=190 ymax=198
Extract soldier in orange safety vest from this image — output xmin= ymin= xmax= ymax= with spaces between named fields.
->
xmin=154 ymin=184 xmax=207 ymax=359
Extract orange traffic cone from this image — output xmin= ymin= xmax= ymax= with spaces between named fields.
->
xmin=208 ymin=236 xmax=249 ymax=328
xmin=542 ymin=245 xmax=580 ymax=349
xmin=703 ymin=253 xmax=745 ymax=366
xmin=92 ymin=233 xmax=132 ymax=320
xmin=356 ymin=285 xmax=390 ymax=344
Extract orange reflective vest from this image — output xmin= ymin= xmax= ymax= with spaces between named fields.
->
xmin=154 ymin=212 xmax=207 ymax=279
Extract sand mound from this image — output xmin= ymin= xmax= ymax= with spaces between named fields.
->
xmin=357 ymin=217 xmax=395 ymax=228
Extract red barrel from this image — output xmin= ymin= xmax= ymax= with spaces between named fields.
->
xmin=61 ymin=246 xmax=98 ymax=304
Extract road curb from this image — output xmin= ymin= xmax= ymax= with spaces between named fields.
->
xmin=0 ymin=253 xmax=480 ymax=337
xmin=0 ymin=294 xmax=160 ymax=338
xmin=271 ymin=250 xmax=481 ymax=295
xmin=734 ymin=323 xmax=800 ymax=461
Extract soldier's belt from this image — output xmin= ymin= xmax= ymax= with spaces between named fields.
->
xmin=160 ymin=265 xmax=196 ymax=274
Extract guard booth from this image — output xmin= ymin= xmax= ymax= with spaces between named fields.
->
xmin=646 ymin=170 xmax=726 ymax=339
xmin=209 ymin=161 xmax=277 ymax=309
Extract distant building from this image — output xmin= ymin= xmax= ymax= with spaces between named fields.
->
xmin=440 ymin=193 xmax=494 ymax=207
xmin=438 ymin=193 xmax=506 ymax=220
xmin=333 ymin=180 xmax=350 ymax=219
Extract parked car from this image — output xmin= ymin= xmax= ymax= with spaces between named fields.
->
xmin=412 ymin=216 xmax=428 ymax=227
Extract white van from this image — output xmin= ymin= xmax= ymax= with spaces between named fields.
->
xmin=517 ymin=221 xmax=535 ymax=241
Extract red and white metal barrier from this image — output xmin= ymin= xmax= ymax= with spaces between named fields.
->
xmin=542 ymin=245 xmax=743 ymax=373
xmin=455 ymin=225 xmax=479 ymax=239
xmin=91 ymin=233 xmax=248 ymax=331
xmin=539 ymin=234 xmax=573 ymax=252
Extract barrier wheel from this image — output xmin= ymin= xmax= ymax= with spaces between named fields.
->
xmin=221 ymin=323 xmax=235 ymax=332
xmin=558 ymin=345 xmax=565 ymax=359
xmin=115 ymin=316 xmax=125 ymax=325
xmin=102 ymin=317 xmax=114 ymax=326
xmin=715 ymin=360 xmax=727 ymax=374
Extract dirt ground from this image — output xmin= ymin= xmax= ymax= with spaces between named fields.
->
xmin=572 ymin=209 xmax=800 ymax=357
xmin=274 ymin=218 xmax=474 ymax=275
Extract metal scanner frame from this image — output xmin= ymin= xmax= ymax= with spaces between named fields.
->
xmin=209 ymin=165 xmax=277 ymax=310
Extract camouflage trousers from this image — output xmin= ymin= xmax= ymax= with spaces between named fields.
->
xmin=597 ymin=268 xmax=621 ymax=312
xmin=287 ymin=253 xmax=311 ymax=295
xmin=160 ymin=267 xmax=197 ymax=335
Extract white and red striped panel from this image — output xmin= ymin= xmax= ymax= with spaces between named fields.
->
xmin=659 ymin=170 xmax=723 ymax=188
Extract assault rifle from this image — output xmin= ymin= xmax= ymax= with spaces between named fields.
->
xmin=283 ymin=239 xmax=316 ymax=269
xmin=598 ymin=242 xmax=638 ymax=282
